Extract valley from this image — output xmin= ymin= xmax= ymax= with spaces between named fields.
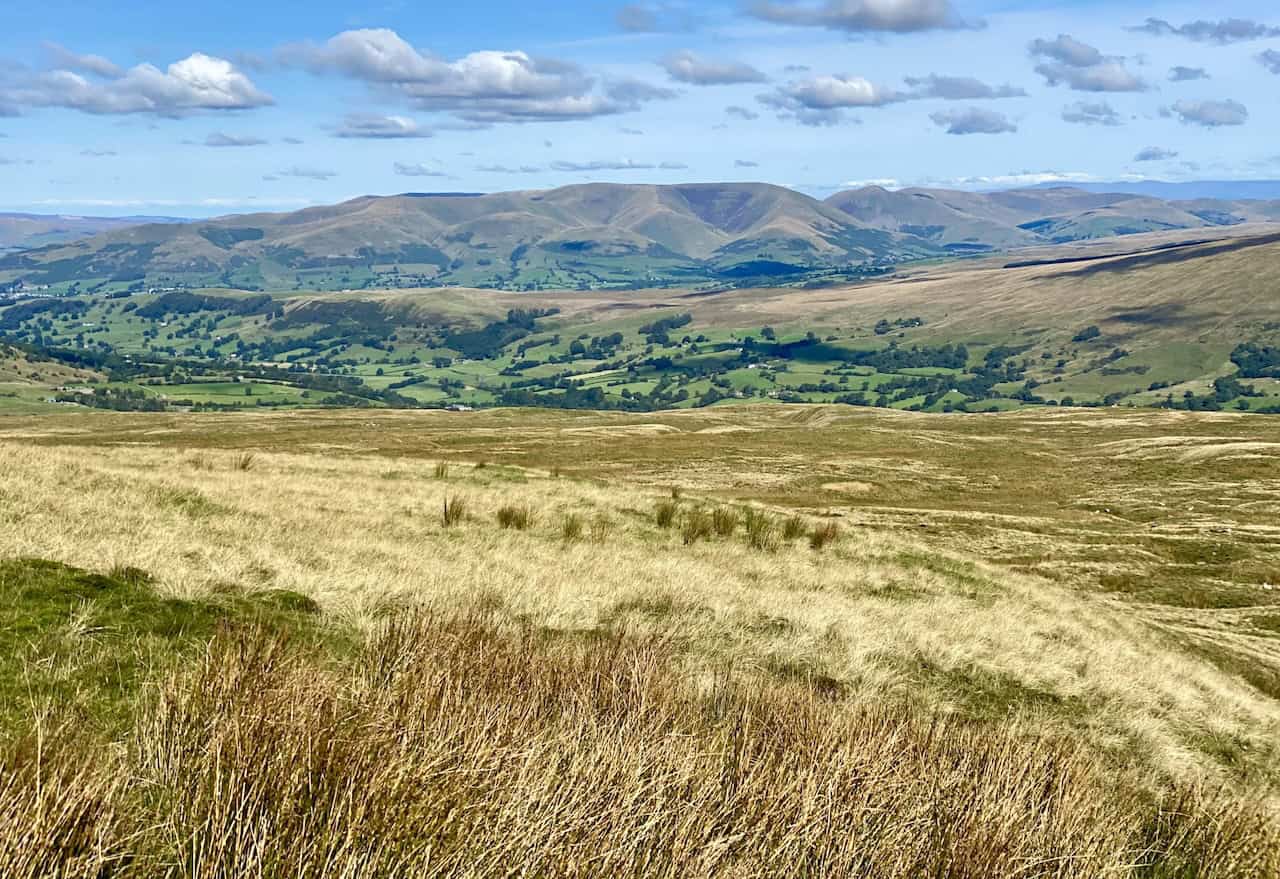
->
xmin=3 ymin=223 xmax=1279 ymax=416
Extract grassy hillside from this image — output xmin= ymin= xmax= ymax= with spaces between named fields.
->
xmin=2 ymin=228 xmax=1279 ymax=415
xmin=1 ymin=405 xmax=1278 ymax=875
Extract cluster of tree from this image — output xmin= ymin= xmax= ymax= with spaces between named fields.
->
xmin=1231 ymin=343 xmax=1280 ymax=378
xmin=444 ymin=308 xmax=560 ymax=359
xmin=55 ymin=387 xmax=167 ymax=412
xmin=874 ymin=317 xmax=924 ymax=336
xmin=136 ymin=292 xmax=274 ymax=320
xmin=638 ymin=313 xmax=692 ymax=345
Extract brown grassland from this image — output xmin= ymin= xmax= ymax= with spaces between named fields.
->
xmin=1 ymin=404 xmax=1279 ymax=876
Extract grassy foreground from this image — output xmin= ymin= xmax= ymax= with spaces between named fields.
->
xmin=2 ymin=405 xmax=1279 ymax=875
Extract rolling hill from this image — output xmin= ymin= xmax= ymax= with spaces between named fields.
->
xmin=6 ymin=181 xmax=1280 ymax=295
xmin=825 ymin=185 xmax=1280 ymax=250
xmin=0 ymin=212 xmax=186 ymax=254
xmin=0 ymin=184 xmax=937 ymax=294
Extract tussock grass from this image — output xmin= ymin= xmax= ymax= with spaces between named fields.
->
xmin=4 ymin=616 xmax=1277 ymax=877
xmin=655 ymin=499 xmax=679 ymax=529
xmin=433 ymin=461 xmax=449 ymax=479
xmin=712 ymin=506 xmax=739 ymax=537
xmin=744 ymin=508 xmax=779 ymax=552
xmin=441 ymin=495 xmax=467 ymax=527
xmin=810 ymin=521 xmax=840 ymax=551
xmin=682 ymin=508 xmax=713 ymax=545
xmin=783 ymin=515 xmax=807 ymax=541
xmin=232 ymin=451 xmax=256 ymax=472
xmin=561 ymin=513 xmax=584 ymax=542
xmin=496 ymin=504 xmax=536 ymax=531
xmin=589 ymin=514 xmax=615 ymax=544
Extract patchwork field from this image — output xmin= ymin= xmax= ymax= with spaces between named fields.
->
xmin=2 ymin=404 xmax=1279 ymax=875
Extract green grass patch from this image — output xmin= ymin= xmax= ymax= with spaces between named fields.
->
xmin=0 ymin=558 xmax=334 ymax=739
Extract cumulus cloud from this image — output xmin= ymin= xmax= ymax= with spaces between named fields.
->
xmin=929 ymin=107 xmax=1017 ymax=135
xmin=616 ymin=3 xmax=699 ymax=33
xmin=760 ymin=74 xmax=902 ymax=125
xmin=282 ymin=29 xmax=671 ymax=124
xmin=1169 ymin=98 xmax=1248 ymax=127
xmin=725 ymin=105 xmax=760 ymax=120
xmin=3 ymin=52 xmax=272 ymax=116
xmin=393 ymin=162 xmax=449 ymax=177
xmin=204 ymin=132 xmax=268 ymax=147
xmin=1260 ymin=50 xmax=1280 ymax=74
xmin=661 ymin=50 xmax=767 ymax=85
xmin=903 ymin=74 xmax=1026 ymax=100
xmin=549 ymin=158 xmax=688 ymax=171
xmin=1060 ymin=101 xmax=1121 ymax=126
xmin=1134 ymin=146 xmax=1178 ymax=162
xmin=747 ymin=0 xmax=973 ymax=33
xmin=1029 ymin=35 xmax=1146 ymax=92
xmin=1130 ymin=18 xmax=1280 ymax=44
xmin=333 ymin=113 xmax=433 ymax=139
xmin=1168 ymin=66 xmax=1209 ymax=82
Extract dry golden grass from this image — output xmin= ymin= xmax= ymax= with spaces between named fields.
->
xmin=0 ymin=430 xmax=1278 ymax=790
xmin=5 ymin=615 xmax=1277 ymax=878
xmin=3 ymin=405 xmax=1280 ymax=875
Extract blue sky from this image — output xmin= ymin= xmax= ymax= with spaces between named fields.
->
xmin=1 ymin=0 xmax=1277 ymax=216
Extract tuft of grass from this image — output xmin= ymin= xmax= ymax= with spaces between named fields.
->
xmin=496 ymin=505 xmax=536 ymax=531
xmin=590 ymin=515 xmax=615 ymax=544
xmin=561 ymin=513 xmax=584 ymax=542
xmin=712 ymin=507 xmax=739 ymax=538
xmin=744 ymin=510 xmax=779 ymax=553
xmin=442 ymin=496 xmax=467 ymax=528
xmin=782 ymin=515 xmax=807 ymax=541
xmin=434 ymin=461 xmax=449 ymax=479
xmin=232 ymin=451 xmax=257 ymax=472
xmin=655 ymin=499 xmax=679 ymax=529
xmin=809 ymin=521 xmax=840 ymax=551
xmin=681 ymin=509 xmax=713 ymax=546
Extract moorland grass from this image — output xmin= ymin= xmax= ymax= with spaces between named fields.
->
xmin=0 ymin=413 xmax=1279 ymax=875
xmin=3 ymin=603 xmax=1277 ymax=878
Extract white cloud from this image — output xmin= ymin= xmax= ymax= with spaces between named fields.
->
xmin=929 ymin=107 xmax=1017 ymax=135
xmin=748 ymin=0 xmax=973 ymax=33
xmin=549 ymin=158 xmax=688 ymax=171
xmin=1169 ymin=99 xmax=1248 ymax=127
xmin=4 ymin=52 xmax=272 ymax=116
xmin=333 ymin=113 xmax=433 ymax=139
xmin=1130 ymin=18 xmax=1280 ymax=44
xmin=393 ymin=162 xmax=450 ymax=177
xmin=1029 ymin=35 xmax=1146 ymax=92
xmin=284 ymin=29 xmax=670 ymax=124
xmin=903 ymin=74 xmax=1027 ymax=100
xmin=1060 ymin=101 xmax=1121 ymax=126
xmin=204 ymin=132 xmax=268 ymax=147
xmin=661 ymin=50 xmax=766 ymax=85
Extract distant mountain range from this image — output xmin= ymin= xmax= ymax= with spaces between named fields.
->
xmin=0 ymin=213 xmax=188 ymax=254
xmin=2 ymin=182 xmax=1278 ymax=293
